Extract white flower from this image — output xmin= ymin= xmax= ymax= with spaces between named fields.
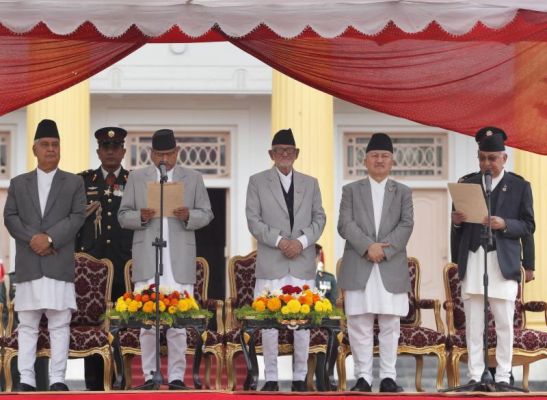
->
xmin=271 ymin=289 xmax=282 ymax=297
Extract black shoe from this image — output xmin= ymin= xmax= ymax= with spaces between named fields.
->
xmin=260 ymin=381 xmax=279 ymax=391
xmin=291 ymin=380 xmax=307 ymax=392
xmin=49 ymin=382 xmax=69 ymax=391
xmin=496 ymin=381 xmax=514 ymax=392
xmin=350 ymin=377 xmax=372 ymax=392
xmin=379 ymin=377 xmax=404 ymax=393
xmin=141 ymin=379 xmax=155 ymax=390
xmin=168 ymin=380 xmax=190 ymax=390
xmin=17 ymin=383 xmax=36 ymax=392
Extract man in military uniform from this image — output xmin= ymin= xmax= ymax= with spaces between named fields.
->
xmin=314 ymin=244 xmax=337 ymax=304
xmin=451 ymin=127 xmax=535 ymax=279
xmin=76 ymin=126 xmax=133 ymax=391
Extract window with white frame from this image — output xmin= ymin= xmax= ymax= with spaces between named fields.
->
xmin=126 ymin=132 xmax=230 ymax=178
xmin=344 ymin=132 xmax=447 ymax=179
xmin=0 ymin=132 xmax=10 ymax=179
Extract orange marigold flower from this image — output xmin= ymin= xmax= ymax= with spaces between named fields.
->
xmin=134 ymin=294 xmax=142 ymax=302
xmin=302 ymin=284 xmax=310 ymax=290
xmin=172 ymin=291 xmax=180 ymax=299
xmin=141 ymin=294 xmax=150 ymax=303
xmin=267 ymin=297 xmax=282 ymax=312
xmin=282 ymin=294 xmax=292 ymax=304
xmin=123 ymin=292 xmax=132 ymax=300
xmin=170 ymin=298 xmax=179 ymax=307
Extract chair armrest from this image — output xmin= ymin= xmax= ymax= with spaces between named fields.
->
xmin=224 ymin=298 xmax=239 ymax=331
xmin=418 ymin=298 xmax=445 ymax=335
xmin=524 ymin=301 xmax=547 ymax=326
xmin=102 ymin=302 xmax=113 ymax=331
xmin=6 ymin=302 xmax=15 ymax=335
xmin=0 ymin=302 xmax=3 ymax=335
xmin=524 ymin=301 xmax=547 ymax=313
xmin=212 ymin=299 xmax=224 ymax=334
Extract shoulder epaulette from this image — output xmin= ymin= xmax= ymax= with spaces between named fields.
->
xmin=458 ymin=171 xmax=480 ymax=183
xmin=77 ymin=169 xmax=94 ymax=177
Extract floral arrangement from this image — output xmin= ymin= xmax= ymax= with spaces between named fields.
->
xmin=108 ymin=284 xmax=212 ymax=326
xmin=235 ymin=284 xmax=343 ymax=325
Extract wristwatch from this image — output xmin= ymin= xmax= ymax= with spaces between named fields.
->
xmin=47 ymin=236 xmax=53 ymax=247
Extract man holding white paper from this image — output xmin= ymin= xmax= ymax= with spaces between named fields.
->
xmin=118 ymin=129 xmax=213 ymax=389
xmin=451 ymin=132 xmax=534 ymax=389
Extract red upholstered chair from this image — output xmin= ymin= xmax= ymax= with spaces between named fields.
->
xmin=1 ymin=253 xmax=114 ymax=391
xmin=117 ymin=257 xmax=224 ymax=389
xmin=443 ymin=263 xmax=547 ymax=389
xmin=224 ymin=251 xmax=330 ymax=391
xmin=336 ymin=257 xmax=447 ymax=391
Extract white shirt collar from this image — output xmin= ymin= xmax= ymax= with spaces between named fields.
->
xmin=101 ymin=166 xmax=121 ymax=179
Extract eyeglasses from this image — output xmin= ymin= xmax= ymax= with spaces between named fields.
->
xmin=271 ymin=147 xmax=297 ymax=156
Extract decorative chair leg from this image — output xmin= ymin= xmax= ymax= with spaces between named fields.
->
xmin=414 ymin=355 xmax=424 ymax=392
xmin=336 ymin=347 xmax=348 ymax=391
xmin=522 ymin=363 xmax=530 ymax=391
xmin=436 ymin=350 xmax=447 ymax=390
xmin=225 ymin=347 xmax=237 ymax=391
xmin=3 ymin=352 xmax=14 ymax=392
xmin=101 ymin=349 xmax=112 ymax=391
xmin=307 ymin=353 xmax=316 ymax=391
xmin=204 ymin=354 xmax=211 ymax=389
xmin=215 ymin=351 xmax=224 ymax=390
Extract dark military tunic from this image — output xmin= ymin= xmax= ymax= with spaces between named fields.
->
xmin=76 ymin=167 xmax=133 ymax=300
xmin=315 ymin=270 xmax=337 ymax=304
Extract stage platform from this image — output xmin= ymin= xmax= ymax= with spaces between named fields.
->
xmin=1 ymin=391 xmax=547 ymax=399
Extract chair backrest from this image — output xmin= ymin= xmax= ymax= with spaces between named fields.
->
xmin=227 ymin=251 xmax=257 ymax=308
xmin=72 ymin=253 xmax=113 ymax=326
xmin=336 ymin=256 xmax=421 ymax=326
xmin=443 ymin=263 xmax=524 ymax=333
xmin=123 ymin=257 xmax=209 ymax=306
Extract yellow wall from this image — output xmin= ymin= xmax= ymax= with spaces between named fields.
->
xmin=271 ymin=71 xmax=335 ymax=272
xmin=26 ymin=81 xmax=90 ymax=173
xmin=514 ymin=150 xmax=547 ymax=330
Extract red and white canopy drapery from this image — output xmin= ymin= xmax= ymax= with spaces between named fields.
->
xmin=0 ymin=1 xmax=546 ymax=153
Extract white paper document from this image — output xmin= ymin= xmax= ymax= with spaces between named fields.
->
xmin=447 ymin=183 xmax=488 ymax=224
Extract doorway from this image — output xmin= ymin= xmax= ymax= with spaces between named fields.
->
xmin=196 ymin=188 xmax=226 ymax=300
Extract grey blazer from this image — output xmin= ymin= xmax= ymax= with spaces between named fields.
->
xmin=337 ymin=178 xmax=414 ymax=293
xmin=118 ymin=165 xmax=213 ymax=284
xmin=4 ymin=169 xmax=86 ymax=283
xmin=246 ymin=167 xmax=326 ymax=280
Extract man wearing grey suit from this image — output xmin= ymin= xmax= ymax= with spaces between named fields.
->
xmin=4 ymin=119 xmax=86 ymax=392
xmin=118 ymin=129 xmax=213 ymax=389
xmin=338 ymin=133 xmax=414 ymax=393
xmin=246 ymin=128 xmax=326 ymax=392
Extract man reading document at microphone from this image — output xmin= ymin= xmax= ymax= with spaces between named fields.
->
xmin=119 ymin=129 xmax=213 ymax=389
xmin=451 ymin=132 xmax=534 ymax=389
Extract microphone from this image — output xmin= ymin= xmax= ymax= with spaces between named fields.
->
xmin=484 ymin=169 xmax=492 ymax=194
xmin=159 ymin=161 xmax=168 ymax=183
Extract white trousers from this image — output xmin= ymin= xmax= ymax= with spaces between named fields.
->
xmin=17 ymin=309 xmax=72 ymax=387
xmin=464 ymin=295 xmax=514 ymax=383
xmin=347 ymin=313 xmax=400 ymax=385
xmin=262 ymin=328 xmax=310 ymax=381
xmin=140 ymin=327 xmax=187 ymax=382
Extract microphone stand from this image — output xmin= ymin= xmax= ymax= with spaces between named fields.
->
xmin=135 ymin=166 xmax=173 ymax=390
xmin=442 ymin=174 xmax=527 ymax=393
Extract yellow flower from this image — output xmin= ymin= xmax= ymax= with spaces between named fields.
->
xmin=128 ymin=300 xmax=140 ymax=313
xmin=314 ymin=301 xmax=324 ymax=312
xmin=252 ymin=300 xmax=266 ymax=312
xmin=178 ymin=299 xmax=190 ymax=312
xmin=281 ymin=306 xmax=290 ymax=315
xmin=142 ymin=301 xmax=155 ymax=313
xmin=115 ymin=299 xmax=128 ymax=312
xmin=125 ymin=297 xmax=132 ymax=305
xmin=168 ymin=305 xmax=177 ymax=314
xmin=300 ymin=304 xmax=310 ymax=314
xmin=189 ymin=297 xmax=199 ymax=310
xmin=287 ymin=299 xmax=301 ymax=313
xmin=324 ymin=302 xmax=333 ymax=312
xmin=267 ymin=297 xmax=282 ymax=312
xmin=158 ymin=301 xmax=166 ymax=312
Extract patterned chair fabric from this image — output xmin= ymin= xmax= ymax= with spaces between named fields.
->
xmin=224 ymin=251 xmax=330 ymax=391
xmin=336 ymin=257 xmax=447 ymax=392
xmin=443 ymin=263 xmax=547 ymax=389
xmin=1 ymin=253 xmax=114 ymax=392
xmin=118 ymin=257 xmax=224 ymax=390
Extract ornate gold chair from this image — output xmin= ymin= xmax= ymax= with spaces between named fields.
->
xmin=117 ymin=257 xmax=224 ymax=389
xmin=1 ymin=253 xmax=114 ymax=391
xmin=336 ymin=257 xmax=447 ymax=391
xmin=443 ymin=263 xmax=547 ymax=389
xmin=224 ymin=251 xmax=331 ymax=391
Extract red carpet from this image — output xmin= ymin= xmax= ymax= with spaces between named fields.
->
xmin=0 ymin=392 xmax=546 ymax=399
